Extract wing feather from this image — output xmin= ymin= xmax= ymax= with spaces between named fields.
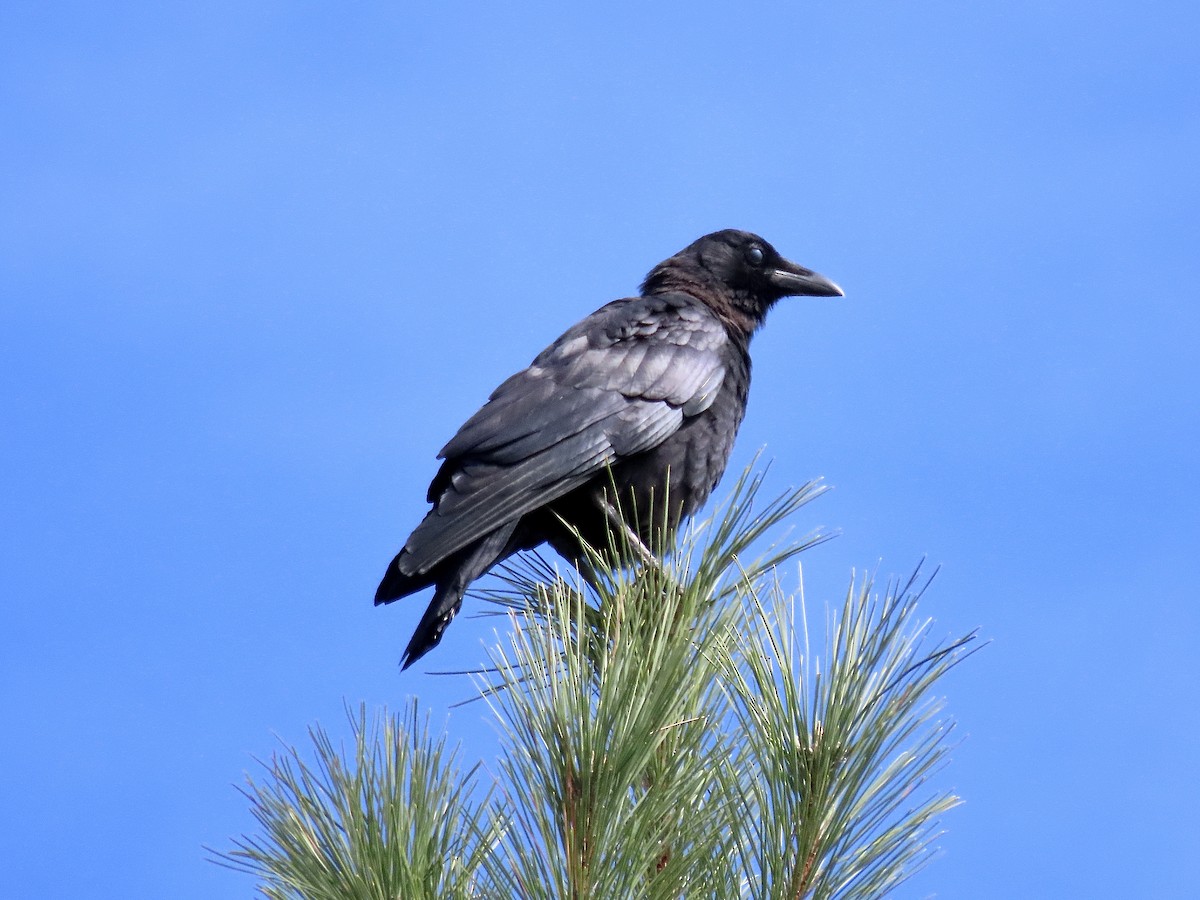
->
xmin=402 ymin=293 xmax=730 ymax=570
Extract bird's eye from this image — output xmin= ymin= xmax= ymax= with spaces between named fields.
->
xmin=746 ymin=245 xmax=765 ymax=266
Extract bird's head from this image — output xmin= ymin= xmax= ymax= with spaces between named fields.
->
xmin=640 ymin=229 xmax=843 ymax=333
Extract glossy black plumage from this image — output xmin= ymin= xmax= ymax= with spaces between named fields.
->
xmin=376 ymin=230 xmax=842 ymax=669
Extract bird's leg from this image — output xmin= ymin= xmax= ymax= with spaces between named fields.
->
xmin=599 ymin=499 xmax=684 ymax=601
xmin=597 ymin=500 xmax=691 ymax=673
xmin=600 ymin=499 xmax=660 ymax=570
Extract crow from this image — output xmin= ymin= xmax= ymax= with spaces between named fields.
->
xmin=376 ymin=229 xmax=842 ymax=669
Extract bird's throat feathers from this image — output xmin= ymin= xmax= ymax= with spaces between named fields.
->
xmin=639 ymin=267 xmax=771 ymax=338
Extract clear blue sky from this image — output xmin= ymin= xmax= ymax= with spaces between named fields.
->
xmin=3 ymin=2 xmax=1197 ymax=896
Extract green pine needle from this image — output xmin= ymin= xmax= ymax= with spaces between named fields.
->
xmin=211 ymin=703 xmax=497 ymax=900
xmin=216 ymin=466 xmax=979 ymax=899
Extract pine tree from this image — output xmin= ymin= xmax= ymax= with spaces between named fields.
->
xmin=215 ymin=470 xmax=977 ymax=898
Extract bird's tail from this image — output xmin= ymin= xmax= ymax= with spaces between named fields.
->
xmin=382 ymin=520 xmax=523 ymax=670
xmin=374 ymin=550 xmax=462 ymax=669
xmin=400 ymin=583 xmax=465 ymax=670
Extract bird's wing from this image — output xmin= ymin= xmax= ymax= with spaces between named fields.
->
xmin=399 ymin=295 xmax=728 ymax=573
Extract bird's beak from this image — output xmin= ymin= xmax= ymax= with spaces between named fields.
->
xmin=770 ymin=260 xmax=844 ymax=298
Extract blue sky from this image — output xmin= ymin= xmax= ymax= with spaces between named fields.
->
xmin=3 ymin=2 xmax=1198 ymax=896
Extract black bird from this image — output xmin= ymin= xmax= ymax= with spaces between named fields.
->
xmin=376 ymin=229 xmax=842 ymax=669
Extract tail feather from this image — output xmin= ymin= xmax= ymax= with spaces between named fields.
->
xmin=383 ymin=520 xmax=523 ymax=670
xmin=400 ymin=584 xmax=464 ymax=670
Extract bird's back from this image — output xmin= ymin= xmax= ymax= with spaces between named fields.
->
xmin=525 ymin=300 xmax=752 ymax=559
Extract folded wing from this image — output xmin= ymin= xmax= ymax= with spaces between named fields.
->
xmin=397 ymin=294 xmax=728 ymax=574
